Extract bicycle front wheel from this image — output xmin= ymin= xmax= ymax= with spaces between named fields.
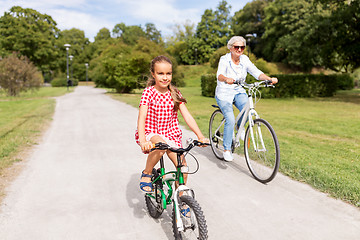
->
xmin=209 ymin=109 xmax=225 ymax=160
xmin=172 ymin=195 xmax=208 ymax=240
xmin=244 ymin=118 xmax=280 ymax=183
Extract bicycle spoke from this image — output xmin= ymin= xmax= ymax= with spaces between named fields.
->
xmin=244 ymin=119 xmax=280 ymax=183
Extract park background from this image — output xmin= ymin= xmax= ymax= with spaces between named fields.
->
xmin=0 ymin=0 xmax=359 ymax=207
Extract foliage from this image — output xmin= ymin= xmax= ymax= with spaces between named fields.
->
xmin=232 ymin=0 xmax=270 ymax=57
xmin=261 ymin=0 xmax=360 ymax=72
xmin=199 ymin=72 xmax=351 ymax=98
xmin=89 ymin=38 xmax=183 ymax=93
xmin=95 ymin=27 xmax=111 ymax=41
xmin=50 ymin=76 xmax=78 ymax=87
xmin=0 ymin=6 xmax=60 ymax=75
xmin=209 ymin=46 xmax=229 ymax=69
xmin=200 ymin=74 xmax=217 ymax=97
xmin=195 ymin=0 xmax=233 ymax=63
xmin=268 ymin=74 xmax=342 ymax=98
xmin=0 ymin=53 xmax=43 ymax=96
xmin=57 ymin=28 xmax=91 ymax=82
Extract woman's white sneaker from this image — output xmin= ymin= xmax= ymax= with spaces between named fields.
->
xmin=223 ymin=151 xmax=233 ymax=161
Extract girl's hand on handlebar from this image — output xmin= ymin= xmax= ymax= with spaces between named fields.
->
xmin=140 ymin=141 xmax=153 ymax=153
xmin=198 ymin=137 xmax=210 ymax=147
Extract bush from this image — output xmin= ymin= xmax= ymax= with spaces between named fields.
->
xmin=201 ymin=74 xmax=217 ymax=97
xmin=334 ymin=73 xmax=354 ymax=90
xmin=265 ymin=74 xmax=339 ymax=98
xmin=51 ymin=77 xmax=79 ymax=87
xmin=0 ymin=53 xmax=43 ymax=96
xmin=200 ymin=73 xmax=352 ymax=98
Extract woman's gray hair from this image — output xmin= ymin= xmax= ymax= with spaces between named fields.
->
xmin=227 ymin=36 xmax=246 ymax=50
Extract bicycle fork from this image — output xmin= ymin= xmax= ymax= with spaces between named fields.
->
xmin=173 ymin=185 xmax=195 ymax=232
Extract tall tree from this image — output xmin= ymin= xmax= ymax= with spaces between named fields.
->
xmin=232 ymin=0 xmax=270 ymax=58
xmin=0 ymin=6 xmax=60 ymax=75
xmin=57 ymin=28 xmax=91 ymax=81
xmin=195 ymin=0 xmax=233 ymax=63
xmin=145 ymin=23 xmax=162 ymax=44
xmin=111 ymin=23 xmax=146 ymax=45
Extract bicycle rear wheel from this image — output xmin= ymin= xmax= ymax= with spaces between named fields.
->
xmin=172 ymin=195 xmax=208 ymax=240
xmin=244 ymin=118 xmax=280 ymax=183
xmin=209 ymin=109 xmax=225 ymax=159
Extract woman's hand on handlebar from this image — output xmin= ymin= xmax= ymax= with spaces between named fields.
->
xmin=225 ymin=77 xmax=235 ymax=84
xmin=269 ymin=77 xmax=278 ymax=84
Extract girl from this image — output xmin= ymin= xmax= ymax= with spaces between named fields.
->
xmin=135 ymin=55 xmax=207 ymax=193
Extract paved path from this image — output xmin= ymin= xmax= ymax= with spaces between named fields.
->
xmin=0 ymin=86 xmax=359 ymax=240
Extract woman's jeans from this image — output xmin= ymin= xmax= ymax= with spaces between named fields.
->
xmin=215 ymin=93 xmax=248 ymax=151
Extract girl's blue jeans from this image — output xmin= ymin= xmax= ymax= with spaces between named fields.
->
xmin=215 ymin=93 xmax=248 ymax=151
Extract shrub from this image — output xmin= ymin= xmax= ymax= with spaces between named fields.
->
xmin=334 ymin=73 xmax=354 ymax=90
xmin=201 ymin=74 xmax=217 ymax=97
xmin=51 ymin=77 xmax=78 ymax=87
xmin=200 ymin=73 xmax=351 ymax=98
xmin=0 ymin=53 xmax=43 ymax=96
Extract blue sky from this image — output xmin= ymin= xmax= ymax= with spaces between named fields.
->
xmin=0 ymin=0 xmax=252 ymax=42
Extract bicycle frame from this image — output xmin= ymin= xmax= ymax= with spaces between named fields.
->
xmin=214 ymin=84 xmax=265 ymax=151
xmin=146 ymin=153 xmax=195 ymax=232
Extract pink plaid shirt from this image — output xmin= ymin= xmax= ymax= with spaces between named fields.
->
xmin=135 ymin=86 xmax=183 ymax=148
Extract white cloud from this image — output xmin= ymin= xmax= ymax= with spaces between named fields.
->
xmin=0 ymin=0 xmax=251 ymax=42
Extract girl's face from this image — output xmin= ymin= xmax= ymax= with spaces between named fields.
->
xmin=152 ymin=61 xmax=172 ymax=92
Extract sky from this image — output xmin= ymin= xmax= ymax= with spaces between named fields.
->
xmin=0 ymin=0 xmax=252 ymax=42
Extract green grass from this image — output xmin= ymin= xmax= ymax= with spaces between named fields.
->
xmin=0 ymin=87 xmax=70 ymax=172
xmin=109 ymin=65 xmax=360 ymax=208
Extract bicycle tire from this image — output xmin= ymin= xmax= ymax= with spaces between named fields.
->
xmin=209 ymin=109 xmax=225 ymax=160
xmin=172 ymin=195 xmax=208 ymax=240
xmin=144 ymin=169 xmax=164 ymax=218
xmin=244 ymin=118 xmax=280 ymax=183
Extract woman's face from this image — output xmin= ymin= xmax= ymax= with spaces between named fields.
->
xmin=152 ymin=61 xmax=172 ymax=92
xmin=231 ymin=41 xmax=246 ymax=57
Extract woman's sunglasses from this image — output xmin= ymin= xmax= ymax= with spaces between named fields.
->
xmin=233 ymin=45 xmax=245 ymax=51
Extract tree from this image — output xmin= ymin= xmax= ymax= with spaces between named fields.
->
xmin=166 ymin=20 xmax=197 ymax=64
xmin=90 ymin=38 xmax=182 ymax=92
xmin=0 ymin=6 xmax=60 ymax=77
xmin=0 ymin=53 xmax=43 ymax=96
xmin=195 ymin=0 xmax=233 ymax=63
xmin=145 ymin=23 xmax=162 ymax=44
xmin=56 ymin=28 xmax=91 ymax=81
xmin=112 ymin=23 xmax=146 ymax=45
xmin=94 ymin=27 xmax=111 ymax=42
xmin=232 ymin=0 xmax=270 ymax=58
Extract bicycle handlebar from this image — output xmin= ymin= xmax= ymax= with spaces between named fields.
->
xmin=234 ymin=79 xmax=275 ymax=88
xmin=150 ymin=139 xmax=210 ymax=154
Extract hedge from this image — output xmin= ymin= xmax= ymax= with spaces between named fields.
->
xmin=51 ymin=78 xmax=79 ymax=87
xmin=201 ymin=73 xmax=354 ymax=98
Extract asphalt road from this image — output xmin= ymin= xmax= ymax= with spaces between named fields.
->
xmin=0 ymin=86 xmax=359 ymax=240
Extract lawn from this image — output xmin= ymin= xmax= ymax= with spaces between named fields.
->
xmin=110 ymin=65 xmax=360 ymax=208
xmin=0 ymin=87 xmax=71 ymax=172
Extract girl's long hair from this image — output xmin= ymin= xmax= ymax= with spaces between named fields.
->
xmin=147 ymin=55 xmax=187 ymax=111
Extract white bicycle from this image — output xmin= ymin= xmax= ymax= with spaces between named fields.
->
xmin=209 ymin=79 xmax=280 ymax=183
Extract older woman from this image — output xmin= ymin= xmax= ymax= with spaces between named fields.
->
xmin=216 ymin=36 xmax=278 ymax=161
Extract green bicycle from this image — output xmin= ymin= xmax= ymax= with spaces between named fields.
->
xmin=145 ymin=139 xmax=209 ymax=240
